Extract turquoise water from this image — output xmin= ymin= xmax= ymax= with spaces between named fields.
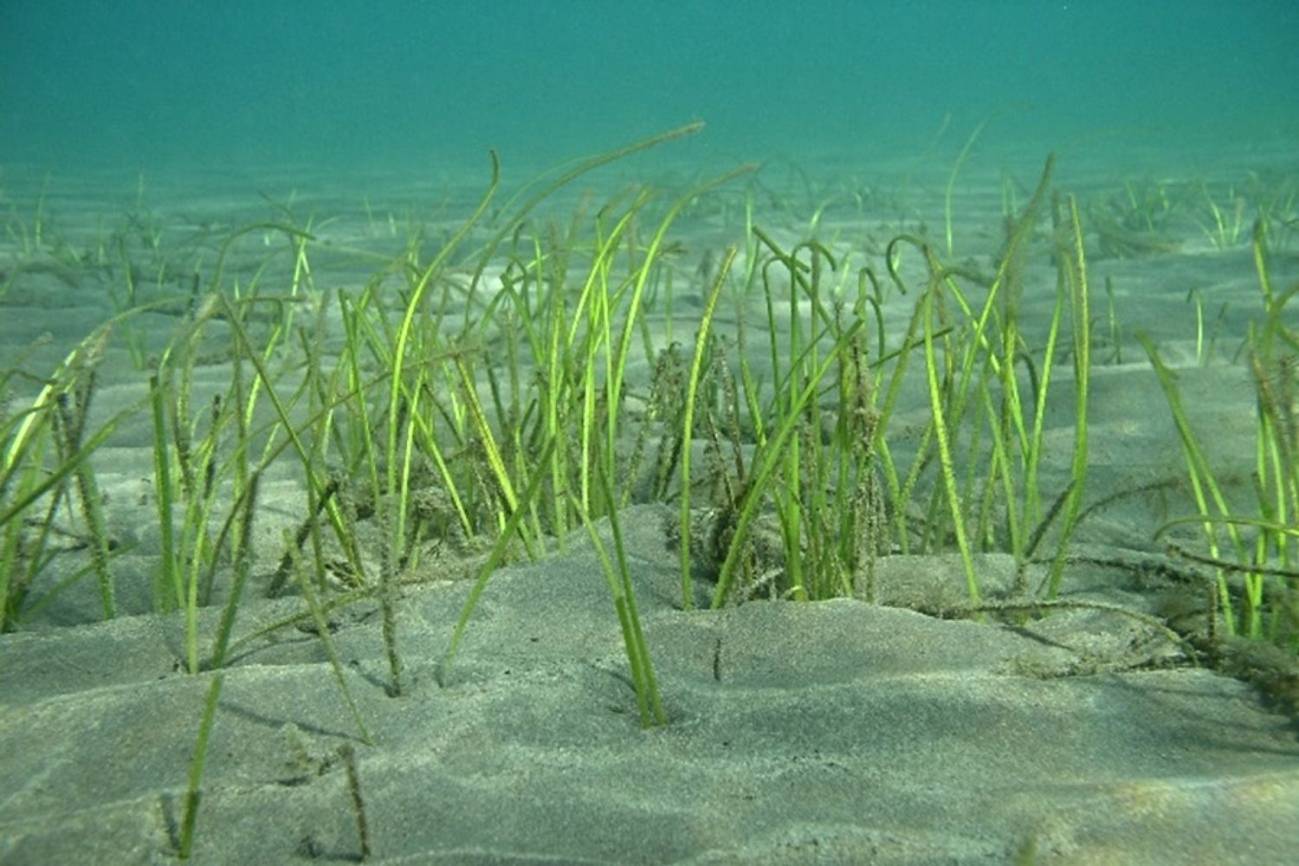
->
xmin=4 ymin=0 xmax=1296 ymax=173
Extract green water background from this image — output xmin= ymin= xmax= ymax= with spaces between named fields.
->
xmin=3 ymin=0 xmax=1296 ymax=174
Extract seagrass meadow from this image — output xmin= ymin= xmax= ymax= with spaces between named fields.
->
xmin=2 ymin=124 xmax=1299 ymax=864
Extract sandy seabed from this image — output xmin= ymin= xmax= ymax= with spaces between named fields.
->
xmin=2 ymin=144 xmax=1298 ymax=864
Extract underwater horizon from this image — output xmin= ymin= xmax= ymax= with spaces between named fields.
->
xmin=3 ymin=0 xmax=1298 ymax=179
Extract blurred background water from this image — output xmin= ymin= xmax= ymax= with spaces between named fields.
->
xmin=3 ymin=0 xmax=1296 ymax=177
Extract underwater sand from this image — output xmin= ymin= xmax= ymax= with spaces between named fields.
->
xmin=2 ymin=147 xmax=1298 ymax=864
